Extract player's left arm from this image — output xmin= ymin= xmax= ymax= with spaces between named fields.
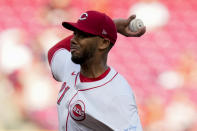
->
xmin=113 ymin=15 xmax=146 ymax=37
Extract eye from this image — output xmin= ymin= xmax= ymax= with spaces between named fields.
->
xmin=73 ymin=30 xmax=96 ymax=39
xmin=80 ymin=32 xmax=96 ymax=38
xmin=76 ymin=32 xmax=88 ymax=38
xmin=73 ymin=31 xmax=77 ymax=36
xmin=80 ymin=33 xmax=89 ymax=38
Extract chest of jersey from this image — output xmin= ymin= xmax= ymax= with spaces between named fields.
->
xmin=50 ymin=47 xmax=142 ymax=131
xmin=57 ymin=76 xmax=115 ymax=131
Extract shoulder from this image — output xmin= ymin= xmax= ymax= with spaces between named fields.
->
xmin=115 ymin=73 xmax=130 ymax=87
xmin=109 ymin=68 xmax=134 ymax=96
xmin=110 ymin=68 xmax=130 ymax=85
xmin=106 ymin=68 xmax=137 ymax=104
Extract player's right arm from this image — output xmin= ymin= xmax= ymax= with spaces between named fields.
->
xmin=48 ymin=35 xmax=79 ymax=82
xmin=48 ymin=35 xmax=72 ymax=65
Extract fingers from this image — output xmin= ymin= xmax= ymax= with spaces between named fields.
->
xmin=135 ymin=26 xmax=146 ymax=37
xmin=127 ymin=15 xmax=136 ymax=24
xmin=125 ymin=26 xmax=146 ymax=37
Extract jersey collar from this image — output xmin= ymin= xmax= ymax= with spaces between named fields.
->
xmin=79 ymin=67 xmax=111 ymax=82
xmin=75 ymin=67 xmax=118 ymax=91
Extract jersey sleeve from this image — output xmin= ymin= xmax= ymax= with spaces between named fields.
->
xmin=48 ymin=35 xmax=72 ymax=65
xmin=110 ymin=95 xmax=143 ymax=131
xmin=47 ymin=35 xmax=79 ymax=82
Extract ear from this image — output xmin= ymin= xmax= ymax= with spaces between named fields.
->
xmin=98 ymin=38 xmax=110 ymax=50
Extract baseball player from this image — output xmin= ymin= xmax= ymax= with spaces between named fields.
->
xmin=48 ymin=10 xmax=145 ymax=131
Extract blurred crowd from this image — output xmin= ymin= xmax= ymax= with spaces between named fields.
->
xmin=0 ymin=0 xmax=197 ymax=131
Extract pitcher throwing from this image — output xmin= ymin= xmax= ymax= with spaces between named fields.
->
xmin=48 ymin=10 xmax=146 ymax=131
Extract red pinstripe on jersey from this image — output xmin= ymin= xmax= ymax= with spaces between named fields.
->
xmin=66 ymin=91 xmax=79 ymax=131
xmin=80 ymin=67 xmax=111 ymax=82
xmin=79 ymin=72 xmax=118 ymax=91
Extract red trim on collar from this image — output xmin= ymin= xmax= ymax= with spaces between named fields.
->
xmin=79 ymin=72 xmax=118 ymax=91
xmin=80 ymin=67 xmax=111 ymax=82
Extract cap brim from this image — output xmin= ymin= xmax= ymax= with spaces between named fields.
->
xmin=62 ymin=22 xmax=79 ymax=31
xmin=62 ymin=22 xmax=96 ymax=36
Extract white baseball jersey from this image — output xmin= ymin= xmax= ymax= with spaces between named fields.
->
xmin=48 ymin=36 xmax=143 ymax=131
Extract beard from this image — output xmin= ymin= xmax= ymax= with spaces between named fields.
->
xmin=71 ymin=54 xmax=87 ymax=64
xmin=71 ymin=45 xmax=97 ymax=64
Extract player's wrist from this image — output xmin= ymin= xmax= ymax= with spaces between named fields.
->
xmin=113 ymin=19 xmax=122 ymax=33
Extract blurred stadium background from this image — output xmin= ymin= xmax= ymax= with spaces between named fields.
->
xmin=0 ymin=0 xmax=197 ymax=131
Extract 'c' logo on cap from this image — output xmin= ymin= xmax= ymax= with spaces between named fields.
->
xmin=79 ymin=13 xmax=88 ymax=20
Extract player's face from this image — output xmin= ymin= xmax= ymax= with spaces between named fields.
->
xmin=70 ymin=30 xmax=100 ymax=64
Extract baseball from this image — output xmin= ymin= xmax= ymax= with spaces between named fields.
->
xmin=129 ymin=19 xmax=144 ymax=32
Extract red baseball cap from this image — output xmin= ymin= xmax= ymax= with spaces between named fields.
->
xmin=62 ymin=10 xmax=117 ymax=44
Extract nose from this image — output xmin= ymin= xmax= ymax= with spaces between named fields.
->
xmin=70 ymin=35 xmax=78 ymax=45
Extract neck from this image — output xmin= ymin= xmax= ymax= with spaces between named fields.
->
xmin=80 ymin=55 xmax=108 ymax=78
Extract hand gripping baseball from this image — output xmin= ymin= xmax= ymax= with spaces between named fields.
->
xmin=114 ymin=15 xmax=146 ymax=37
